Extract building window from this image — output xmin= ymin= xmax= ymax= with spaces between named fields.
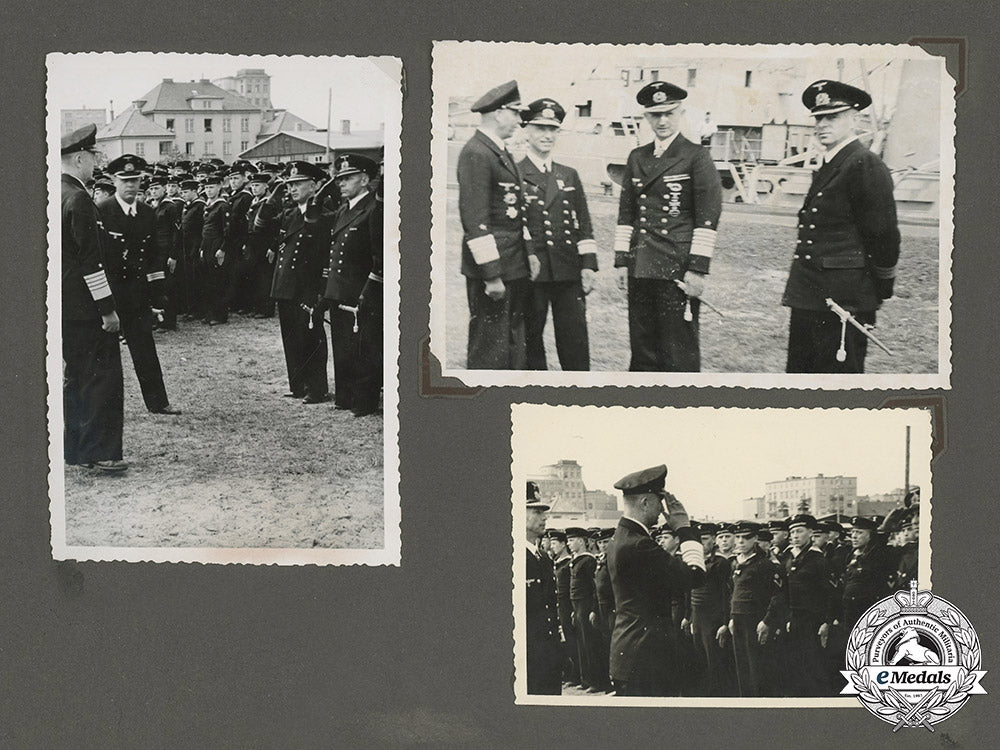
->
xmin=255 ymin=83 xmax=260 ymax=93
xmin=241 ymin=117 xmax=249 ymax=132
xmin=159 ymin=141 xmax=171 ymax=155
xmin=650 ymin=69 xmax=660 ymax=81
xmin=687 ymin=68 xmax=697 ymax=87
xmin=223 ymin=118 xmax=231 ymax=133
xmin=185 ymin=118 xmax=194 ymax=133
xmin=185 ymin=142 xmax=194 ymax=154
xmin=204 ymin=118 xmax=213 ymax=132
xmin=203 ymin=142 xmax=213 ymax=155
xmin=135 ymin=142 xmax=145 ymax=155
xmin=223 ymin=141 xmax=232 ymax=155
xmin=576 ymin=100 xmax=592 ymax=118
xmin=239 ymin=83 xmax=244 ymax=93
xmin=240 ymin=140 xmax=248 ymax=151
xmin=745 ymin=70 xmax=753 ymax=88
xmin=165 ymin=118 xmax=175 ymax=131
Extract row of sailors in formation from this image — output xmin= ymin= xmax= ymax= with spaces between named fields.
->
xmin=534 ymin=507 xmax=918 ymax=698
xmin=90 ymin=151 xmax=383 ymax=416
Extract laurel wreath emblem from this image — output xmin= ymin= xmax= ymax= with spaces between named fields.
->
xmin=846 ymin=602 xmax=981 ymax=725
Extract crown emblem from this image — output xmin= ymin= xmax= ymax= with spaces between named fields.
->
xmin=894 ymin=580 xmax=934 ymax=614
xmin=652 ymin=90 xmax=667 ymax=103
xmin=340 ymin=157 xmax=350 ymax=170
xmin=816 ymin=92 xmax=831 ymax=106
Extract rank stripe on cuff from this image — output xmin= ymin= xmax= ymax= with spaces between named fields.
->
xmin=613 ymin=224 xmax=633 ymax=254
xmin=84 ymin=271 xmax=112 ymax=300
xmin=146 ymin=271 xmax=166 ymax=282
xmin=690 ymin=227 xmax=717 ymax=259
xmin=467 ymin=234 xmax=500 ymax=266
xmin=576 ymin=239 xmax=597 ymax=256
xmin=680 ymin=539 xmax=706 ymax=571
xmin=874 ymin=264 xmax=896 ymax=279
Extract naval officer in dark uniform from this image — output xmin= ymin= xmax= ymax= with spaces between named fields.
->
xmin=321 ymin=154 xmax=382 ymax=416
xmin=606 ymin=465 xmax=706 ymax=696
xmin=61 ymin=124 xmax=127 ymax=473
xmin=782 ymin=80 xmax=901 ymax=373
xmin=614 ymin=81 xmax=723 ymax=372
xmin=254 ymin=161 xmax=332 ymax=403
xmin=525 ymin=482 xmax=563 ymax=695
xmin=457 ymin=80 xmax=537 ymax=369
xmin=518 ymin=98 xmax=598 ymax=371
xmin=97 ymin=154 xmax=180 ymax=415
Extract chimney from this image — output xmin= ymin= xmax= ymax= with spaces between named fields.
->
xmin=132 ymin=99 xmax=146 ymax=110
xmin=341 ymin=119 xmax=351 ymax=135
xmin=163 ymin=78 xmax=173 ymax=83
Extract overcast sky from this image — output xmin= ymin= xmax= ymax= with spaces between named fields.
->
xmin=47 ymin=53 xmax=399 ymax=130
xmin=434 ymin=41 xmax=933 ymax=108
xmin=512 ymin=405 xmax=933 ymax=520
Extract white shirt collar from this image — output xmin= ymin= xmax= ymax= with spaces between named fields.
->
xmin=525 ymin=540 xmax=540 ymax=558
xmin=477 ymin=126 xmax=508 ymax=151
xmin=348 ymin=190 xmax=370 ymax=210
xmin=823 ymin=134 xmax=859 ymax=163
xmin=115 ymin=193 xmax=137 ymax=216
xmin=652 ymin=131 xmax=681 ymax=156
xmin=526 ymin=151 xmax=552 ymax=173
xmin=298 ymin=201 xmax=309 ymax=215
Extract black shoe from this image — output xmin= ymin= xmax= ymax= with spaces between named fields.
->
xmin=283 ymin=392 xmax=306 ymax=399
xmin=351 ymin=404 xmax=380 ymax=417
xmin=302 ymin=393 xmax=330 ymax=405
xmin=81 ymin=459 xmax=129 ymax=473
xmin=150 ymin=405 xmax=182 ymax=415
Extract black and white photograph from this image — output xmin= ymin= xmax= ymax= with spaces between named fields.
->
xmin=430 ymin=42 xmax=954 ymax=389
xmin=47 ymin=52 xmax=401 ymax=565
xmin=512 ymin=404 xmax=933 ymax=705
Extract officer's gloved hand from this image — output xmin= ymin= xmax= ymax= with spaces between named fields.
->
xmin=660 ymin=492 xmax=690 ymax=530
xmin=581 ymin=268 xmax=595 ymax=295
xmin=757 ymin=620 xmax=772 ymax=645
xmin=682 ymin=270 xmax=706 ymax=299
xmin=483 ymin=277 xmax=506 ymax=301
xmin=528 ymin=254 xmax=541 ymax=281
xmin=266 ymin=180 xmax=287 ymax=205
xmin=818 ymin=622 xmax=830 ymax=648
xmin=589 ymin=611 xmax=597 ymax=628
xmin=716 ymin=624 xmax=729 ymax=647
xmin=876 ymin=277 xmax=895 ymax=300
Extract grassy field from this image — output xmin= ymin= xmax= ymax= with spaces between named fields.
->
xmin=61 ymin=314 xmax=384 ymax=550
xmin=442 ymin=188 xmax=942 ymax=374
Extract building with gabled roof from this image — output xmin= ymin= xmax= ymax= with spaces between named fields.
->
xmin=258 ymin=110 xmax=317 ymax=139
xmin=238 ymin=128 xmax=384 ymax=164
xmin=95 ymin=107 xmax=177 ymax=162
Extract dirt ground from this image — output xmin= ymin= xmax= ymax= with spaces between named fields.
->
xmin=442 ymin=187 xmax=942 ymax=374
xmin=61 ymin=314 xmax=384 ymax=550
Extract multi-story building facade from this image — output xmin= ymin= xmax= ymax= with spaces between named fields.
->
xmin=763 ymin=475 xmax=858 ymax=520
xmin=212 ymin=69 xmax=273 ymax=110
xmin=61 ymin=108 xmax=108 ymax=136
xmin=527 ymin=460 xmax=620 ymax=527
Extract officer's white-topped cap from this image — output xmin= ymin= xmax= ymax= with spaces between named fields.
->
xmin=637 ymin=81 xmax=687 ymax=113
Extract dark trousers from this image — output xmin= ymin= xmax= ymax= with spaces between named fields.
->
xmin=526 ymin=279 xmax=590 ymax=371
xmin=786 ymin=610 xmax=831 ymax=696
xmin=253 ymin=256 xmax=276 ymax=316
xmin=160 ymin=261 xmax=180 ymax=329
xmin=572 ymin=600 xmax=603 ymax=690
xmin=595 ymin=605 xmax=615 ymax=691
xmin=731 ymin=613 xmax=765 ymax=697
xmin=204 ymin=254 xmax=229 ymax=323
xmin=180 ymin=244 xmax=202 ymax=318
xmin=557 ymin=601 xmax=580 ymax=684
xmin=627 ymin=277 xmax=700 ymax=372
xmin=63 ymin=319 xmax=124 ymax=464
xmin=692 ymin=607 xmax=736 ymax=696
xmin=465 ymin=276 xmax=529 ymax=370
xmin=327 ymin=302 xmax=361 ymax=408
xmin=226 ymin=249 xmax=255 ymax=312
xmin=786 ymin=307 xmax=875 ymax=373
xmin=277 ymin=299 xmax=328 ymax=399
xmin=120 ymin=309 xmax=169 ymax=412
xmin=527 ymin=638 xmax=563 ymax=696
xmin=353 ymin=282 xmax=383 ymax=414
